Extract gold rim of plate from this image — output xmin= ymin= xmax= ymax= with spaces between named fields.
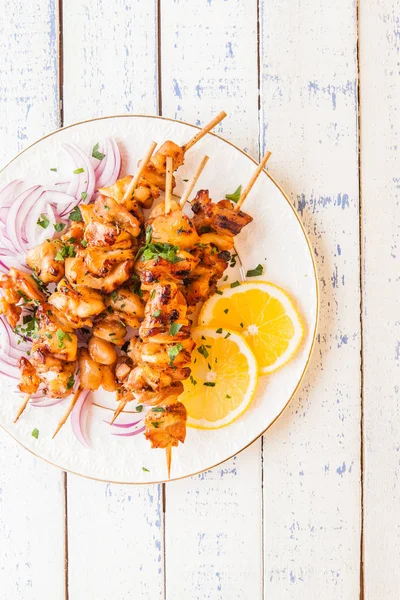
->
xmin=0 ymin=114 xmax=320 ymax=485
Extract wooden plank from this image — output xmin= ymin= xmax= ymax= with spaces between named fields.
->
xmin=259 ymin=0 xmax=361 ymax=597
xmin=359 ymin=2 xmax=400 ymax=597
xmin=62 ymin=0 xmax=158 ymax=124
xmin=0 ymin=1 xmax=66 ymax=598
xmin=62 ymin=2 xmax=164 ymax=598
xmin=160 ymin=2 xmax=263 ymax=598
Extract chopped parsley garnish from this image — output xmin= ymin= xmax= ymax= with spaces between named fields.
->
xmin=204 ymin=382 xmax=216 ymax=387
xmin=103 ymin=204 xmax=110 ymax=210
xmin=201 ymin=335 xmax=206 ymax=340
xmin=224 ymin=332 xmax=231 ymax=339
xmin=81 ymin=239 xmax=88 ymax=247
xmin=240 ymin=322 xmax=244 ymax=328
xmin=69 ymin=206 xmax=83 ymax=222
xmin=190 ymin=375 xmax=197 ymax=386
xmin=230 ymin=281 xmax=240 ymax=288
xmin=54 ymin=222 xmax=66 ymax=232
xmin=216 ymin=328 xmax=223 ymax=334
xmin=142 ymin=467 xmax=150 ymax=472
xmin=31 ymin=271 xmax=48 ymax=294
xmin=197 ymin=345 xmax=209 ymax=359
xmin=31 ymin=428 xmax=39 ymax=439
xmin=169 ymin=322 xmax=182 ymax=336
xmin=152 ymin=407 xmax=165 ymax=413
xmin=224 ymin=308 xmax=229 ymax=314
xmin=81 ymin=191 xmax=87 ymax=201
xmin=167 ymin=343 xmax=183 ymax=365
xmin=152 ymin=310 xmax=161 ymax=318
xmin=183 ymin=179 xmax=189 ymax=182
xmin=45 ymin=333 xmax=52 ymax=339
xmin=199 ymin=225 xmax=213 ymax=234
xmin=66 ymin=375 xmax=75 ymax=390
xmin=215 ymin=290 xmax=223 ymax=295
xmin=15 ymin=312 xmax=39 ymax=341
xmin=110 ymin=291 xmax=118 ymax=302
xmin=50 ymin=167 xmax=57 ymax=172
xmin=150 ymin=290 xmax=156 ymax=299
xmin=73 ymin=167 xmax=84 ymax=174
xmin=246 ymin=264 xmax=264 ymax=277
xmin=207 ymin=362 xmax=211 ymax=370
xmin=151 ymin=421 xmax=160 ymax=428
xmin=92 ymin=142 xmax=105 ymax=160
xmin=223 ymin=276 xmax=228 ymax=281
xmin=136 ymin=405 xmax=143 ymax=413
xmin=56 ymin=329 xmax=72 ymax=349
xmin=37 ymin=214 xmax=50 ymax=229
xmin=142 ymin=243 xmax=183 ymax=264
xmin=225 ymin=185 xmax=242 ymax=203
xmin=55 ymin=243 xmax=76 ymax=262
xmin=226 ymin=394 xmax=231 ymax=399
xmin=230 ymin=253 xmax=238 ymax=268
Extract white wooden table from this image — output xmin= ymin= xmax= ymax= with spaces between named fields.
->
xmin=0 ymin=0 xmax=396 ymax=598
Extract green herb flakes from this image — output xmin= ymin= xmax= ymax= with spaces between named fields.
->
xmin=31 ymin=428 xmax=39 ymax=439
xmin=246 ymin=264 xmax=263 ymax=278
xmin=92 ymin=143 xmax=105 ymax=160
xmin=225 ymin=185 xmax=242 ymax=203
xmin=37 ymin=214 xmax=50 ymax=229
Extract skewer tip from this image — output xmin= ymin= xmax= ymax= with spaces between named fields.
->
xmin=166 ymin=445 xmax=172 ymax=479
xmin=14 ymin=394 xmax=31 ymax=423
xmin=110 ymin=400 xmax=127 ymax=425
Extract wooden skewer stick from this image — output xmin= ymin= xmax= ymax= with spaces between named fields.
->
xmin=164 ymin=156 xmax=174 ymax=215
xmin=14 ymin=394 xmax=31 ymax=423
xmin=122 ymin=140 xmax=158 ymax=203
xmin=52 ymin=387 xmax=82 ymax=439
xmin=179 ymin=155 xmax=209 ymax=209
xmin=183 ymin=111 xmax=227 ymax=152
xmin=166 ymin=445 xmax=172 ymax=479
xmin=110 ymin=400 xmax=127 ymax=425
xmin=234 ymin=150 xmax=272 ymax=212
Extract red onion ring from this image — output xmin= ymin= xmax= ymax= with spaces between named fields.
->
xmin=103 ymin=419 xmax=142 ymax=428
xmin=6 ymin=185 xmax=44 ymax=252
xmin=71 ymin=389 xmax=92 ymax=448
xmin=111 ymin=426 xmax=146 ymax=437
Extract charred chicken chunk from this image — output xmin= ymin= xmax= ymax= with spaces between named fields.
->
xmin=26 ymin=240 xmax=64 ymax=284
xmin=48 ymin=279 xmax=105 ymax=328
xmin=144 ymin=401 xmax=187 ymax=448
xmin=17 ymin=357 xmax=40 ymax=395
xmin=191 ymin=189 xmax=253 ymax=237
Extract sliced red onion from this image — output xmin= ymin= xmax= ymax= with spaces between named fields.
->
xmin=25 ymin=195 xmax=56 ymax=247
xmin=31 ymin=396 xmax=65 ymax=408
xmin=103 ymin=419 xmax=142 ymax=428
xmin=96 ymin=138 xmax=121 ymax=189
xmin=0 ymin=180 xmax=23 ymax=208
xmin=6 ymin=185 xmax=44 ymax=253
xmin=0 ymin=256 xmax=30 ymax=273
xmin=58 ymin=144 xmax=95 ymax=217
xmin=111 ymin=426 xmax=146 ymax=437
xmin=71 ymin=389 xmax=92 ymax=448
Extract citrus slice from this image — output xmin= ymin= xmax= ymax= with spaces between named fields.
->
xmin=181 ymin=327 xmax=258 ymax=429
xmin=199 ymin=281 xmax=304 ymax=375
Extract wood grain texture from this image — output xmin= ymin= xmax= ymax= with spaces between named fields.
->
xmin=359 ymin=1 xmax=400 ymax=597
xmin=259 ymin=0 xmax=361 ymax=597
xmin=160 ymin=2 xmax=263 ymax=598
xmin=0 ymin=1 xmax=65 ymax=598
xmin=62 ymin=0 xmax=158 ymax=124
xmin=67 ymin=479 xmax=164 ymax=599
xmin=62 ymin=2 xmax=164 ymax=598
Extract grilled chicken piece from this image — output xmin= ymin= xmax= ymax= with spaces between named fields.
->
xmin=92 ymin=315 xmax=126 ymax=346
xmin=34 ymin=304 xmax=78 ymax=362
xmin=84 ymin=219 xmax=133 ymax=249
xmin=191 ymin=189 xmax=253 ymax=237
xmin=147 ymin=200 xmax=199 ymax=249
xmin=99 ymin=175 xmax=159 ymax=210
xmin=78 ymin=348 xmax=103 ymax=391
xmin=84 ymin=247 xmax=135 ymax=277
xmin=116 ymin=380 xmax=184 ymax=407
xmin=88 ymin=336 xmax=117 ymax=365
xmin=135 ymin=251 xmax=199 ymax=287
xmin=127 ymin=364 xmax=190 ymax=392
xmin=61 ymin=220 xmax=85 ymax=245
xmin=26 ymin=241 xmax=64 ymax=284
xmin=94 ymin=196 xmax=141 ymax=238
xmin=144 ymin=401 xmax=187 ymax=448
xmin=148 ymin=141 xmax=185 ymax=176
xmin=197 ymin=232 xmax=234 ymax=251
xmin=115 ymin=355 xmax=133 ymax=382
xmin=17 ymin=357 xmax=40 ymax=394
xmin=139 ymin=282 xmax=191 ymax=343
xmin=65 ymin=257 xmax=134 ymax=294
xmin=129 ymin=337 xmax=195 ymax=368
xmin=48 ymin=279 xmax=105 ymax=328
xmin=0 ymin=268 xmax=47 ymax=327
xmin=105 ymin=287 xmax=144 ymax=328
xmin=185 ymin=248 xmax=230 ymax=307
xmin=30 ymin=350 xmax=76 ymax=398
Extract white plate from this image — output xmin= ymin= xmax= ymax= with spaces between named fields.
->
xmin=0 ymin=115 xmax=318 ymax=483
